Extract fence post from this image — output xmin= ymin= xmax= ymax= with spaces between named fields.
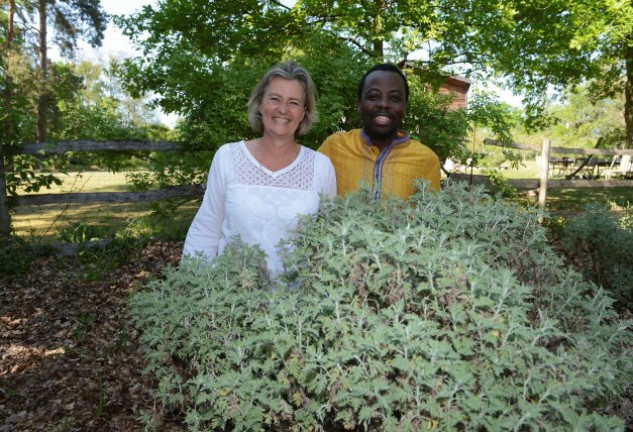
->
xmin=538 ymin=138 xmax=551 ymax=218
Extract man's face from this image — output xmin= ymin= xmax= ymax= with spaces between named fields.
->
xmin=358 ymin=70 xmax=407 ymax=143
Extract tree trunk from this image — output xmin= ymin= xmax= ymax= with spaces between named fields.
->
xmin=0 ymin=0 xmax=16 ymax=236
xmin=372 ymin=0 xmax=384 ymax=60
xmin=37 ymin=0 xmax=48 ymax=143
xmin=625 ymin=43 xmax=633 ymax=149
xmin=7 ymin=0 xmax=15 ymax=42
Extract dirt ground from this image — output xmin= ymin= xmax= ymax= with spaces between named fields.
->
xmin=0 ymin=241 xmax=187 ymax=431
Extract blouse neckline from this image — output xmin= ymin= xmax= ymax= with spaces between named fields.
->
xmin=239 ymin=140 xmax=304 ymax=178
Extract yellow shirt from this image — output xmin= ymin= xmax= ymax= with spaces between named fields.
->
xmin=318 ymin=129 xmax=441 ymax=200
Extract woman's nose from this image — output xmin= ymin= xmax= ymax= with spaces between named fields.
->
xmin=277 ymin=102 xmax=289 ymax=113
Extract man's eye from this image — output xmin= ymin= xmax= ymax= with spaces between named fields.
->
xmin=390 ymin=96 xmax=402 ymax=102
xmin=290 ymin=101 xmax=300 ymax=106
xmin=269 ymin=96 xmax=281 ymax=102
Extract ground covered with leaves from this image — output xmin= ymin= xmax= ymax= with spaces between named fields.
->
xmin=0 ymin=241 xmax=187 ymax=431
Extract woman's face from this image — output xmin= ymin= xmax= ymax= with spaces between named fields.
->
xmin=260 ymin=77 xmax=306 ymax=139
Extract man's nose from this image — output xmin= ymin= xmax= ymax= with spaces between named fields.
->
xmin=377 ymin=96 xmax=390 ymax=108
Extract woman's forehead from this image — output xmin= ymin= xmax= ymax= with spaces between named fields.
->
xmin=265 ymin=77 xmax=304 ymax=96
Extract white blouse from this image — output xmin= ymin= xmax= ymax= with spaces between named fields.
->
xmin=182 ymin=140 xmax=337 ymax=274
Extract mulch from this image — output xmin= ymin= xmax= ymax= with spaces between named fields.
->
xmin=0 ymin=241 xmax=187 ymax=431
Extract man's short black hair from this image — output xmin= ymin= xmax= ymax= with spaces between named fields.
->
xmin=357 ymin=63 xmax=409 ymax=101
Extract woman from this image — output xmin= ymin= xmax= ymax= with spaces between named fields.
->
xmin=182 ymin=61 xmax=337 ymax=275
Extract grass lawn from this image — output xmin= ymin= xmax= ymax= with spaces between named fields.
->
xmin=20 ymin=170 xmax=136 ymax=194
xmin=12 ymin=170 xmax=199 ymax=241
xmin=455 ymin=160 xmax=633 ymax=212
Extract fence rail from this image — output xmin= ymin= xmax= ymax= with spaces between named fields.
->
xmin=21 ymin=140 xmax=181 ymax=154
xmin=12 ymin=140 xmax=202 ymax=207
xmin=483 ymin=138 xmax=633 ymax=156
xmin=449 ymin=174 xmax=633 ymax=190
xmin=15 ymin=185 xmax=202 ymax=206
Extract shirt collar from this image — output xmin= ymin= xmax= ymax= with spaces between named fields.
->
xmin=361 ymin=129 xmax=411 ymax=149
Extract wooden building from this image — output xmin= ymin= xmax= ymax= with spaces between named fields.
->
xmin=398 ymin=61 xmax=472 ymax=110
xmin=438 ymin=75 xmax=472 ymax=110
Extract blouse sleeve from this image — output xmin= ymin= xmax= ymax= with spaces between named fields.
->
xmin=316 ymin=152 xmax=337 ymax=197
xmin=182 ymin=146 xmax=228 ymax=261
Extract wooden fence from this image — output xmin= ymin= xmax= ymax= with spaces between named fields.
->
xmin=1 ymin=140 xmax=206 ymax=251
xmin=450 ymin=138 xmax=633 ymax=190
xmin=449 ymin=138 xmax=633 ymax=214
xmin=5 ymin=137 xmax=633 ymax=223
xmin=13 ymin=140 xmax=204 ymax=207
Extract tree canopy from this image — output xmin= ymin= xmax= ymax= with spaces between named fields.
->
xmin=116 ymin=0 xmax=633 ymax=148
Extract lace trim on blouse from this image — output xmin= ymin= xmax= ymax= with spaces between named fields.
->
xmin=230 ymin=141 xmax=316 ymax=190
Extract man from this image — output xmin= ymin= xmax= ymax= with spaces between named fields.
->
xmin=318 ymin=63 xmax=441 ymax=200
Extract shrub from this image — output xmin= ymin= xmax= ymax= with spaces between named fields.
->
xmin=58 ymin=222 xmax=112 ymax=243
xmin=0 ymin=237 xmax=51 ymax=277
xmin=130 ymin=182 xmax=632 ymax=431
xmin=559 ymin=203 xmax=633 ymax=307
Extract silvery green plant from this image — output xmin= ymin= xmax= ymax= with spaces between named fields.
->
xmin=130 ymin=181 xmax=632 ymax=431
xmin=559 ymin=202 xmax=633 ymax=306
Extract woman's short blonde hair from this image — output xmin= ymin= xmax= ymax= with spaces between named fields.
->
xmin=247 ymin=61 xmax=318 ymax=136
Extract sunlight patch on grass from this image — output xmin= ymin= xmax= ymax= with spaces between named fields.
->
xmin=13 ymin=202 xmax=155 ymax=239
xmin=13 ymin=169 xmax=201 ymax=241
xmin=18 ymin=170 xmax=142 ymax=195
xmin=13 ymin=201 xmax=200 ymax=241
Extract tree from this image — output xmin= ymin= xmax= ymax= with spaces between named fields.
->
xmin=116 ymin=1 xmax=513 ymax=150
xmin=1 ymin=0 xmax=107 ymax=236
xmin=119 ymin=0 xmax=633 ymax=148
xmin=1 ymin=1 xmax=15 ymax=235
xmin=549 ymin=85 xmax=625 ymax=148
xmin=440 ymin=0 xmax=633 ymax=147
xmin=32 ymin=0 xmax=108 ymax=142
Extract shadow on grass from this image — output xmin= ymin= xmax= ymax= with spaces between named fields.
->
xmin=12 ymin=200 xmax=200 ymax=242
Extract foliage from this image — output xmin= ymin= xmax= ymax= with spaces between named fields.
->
xmin=57 ymin=221 xmax=112 ymax=243
xmin=121 ymin=198 xmax=194 ymax=241
xmin=479 ymin=167 xmax=520 ymax=199
xmin=54 ymin=222 xmax=147 ymax=282
xmin=559 ymin=203 xmax=633 ymax=307
xmin=404 ymin=77 xmax=470 ymax=163
xmin=0 ymin=235 xmax=50 ymax=276
xmin=548 ymin=85 xmax=626 ymax=149
xmin=73 ymin=236 xmax=146 ymax=282
xmin=131 ymin=183 xmax=632 ymax=431
xmin=470 ymin=1 xmax=633 ymax=144
xmin=115 ymin=1 xmax=517 ymax=153
xmin=116 ymin=0 xmax=633 ymax=147
xmin=467 ymin=91 xmax=521 ymax=146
